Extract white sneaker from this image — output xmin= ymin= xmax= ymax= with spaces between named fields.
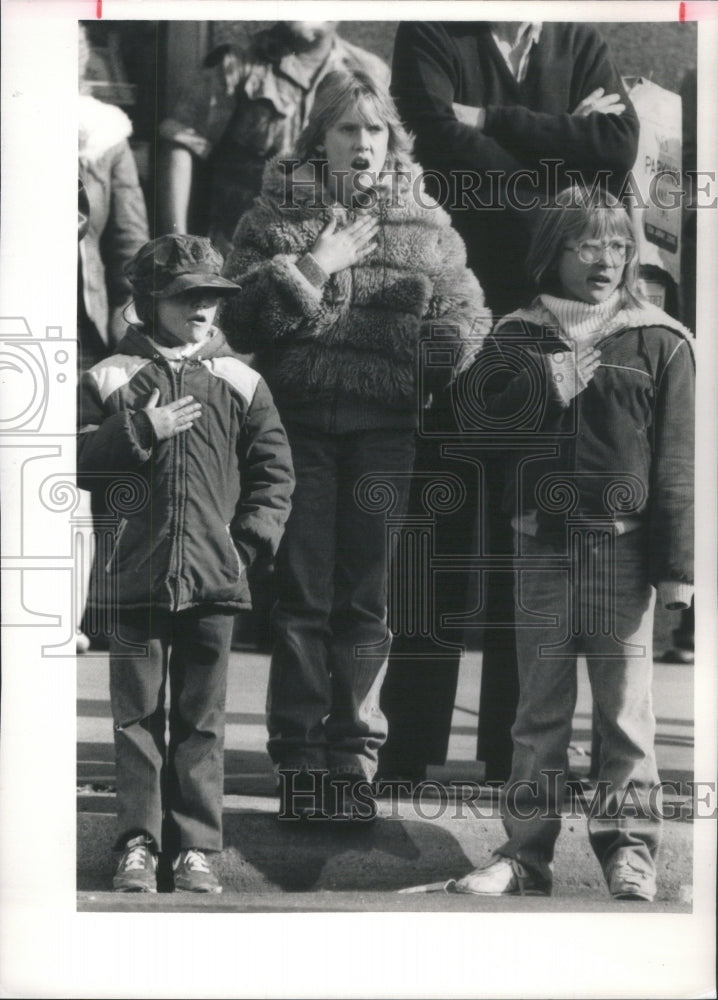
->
xmin=607 ymin=852 xmax=656 ymax=902
xmin=113 ymin=835 xmax=157 ymax=893
xmin=172 ymin=849 xmax=222 ymax=893
xmin=453 ymin=855 xmax=548 ymax=896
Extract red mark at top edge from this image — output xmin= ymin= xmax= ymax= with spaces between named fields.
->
xmin=97 ymin=0 xmax=102 ymax=18
xmin=679 ymin=2 xmax=686 ymax=22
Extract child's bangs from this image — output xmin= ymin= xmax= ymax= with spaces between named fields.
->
xmin=577 ymin=205 xmax=635 ymax=244
xmin=354 ymin=93 xmax=388 ymax=126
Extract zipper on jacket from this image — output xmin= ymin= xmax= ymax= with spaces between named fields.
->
xmin=104 ymin=517 xmax=128 ymax=572
xmin=157 ymin=358 xmax=183 ymax=613
xmin=169 ymin=363 xmax=187 ymax=612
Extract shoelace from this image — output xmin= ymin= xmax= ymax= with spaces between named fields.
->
xmin=122 ymin=844 xmax=150 ymax=871
xmin=612 ymin=861 xmax=648 ymax=884
xmin=182 ymin=849 xmax=210 ymax=873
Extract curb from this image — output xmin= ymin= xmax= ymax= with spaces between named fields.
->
xmin=78 ymin=794 xmax=693 ymax=902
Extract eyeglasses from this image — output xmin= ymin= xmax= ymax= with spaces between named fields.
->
xmin=563 ymin=239 xmax=635 ymax=266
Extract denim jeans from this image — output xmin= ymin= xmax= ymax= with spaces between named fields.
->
xmin=496 ymin=527 xmax=661 ymax=890
xmin=109 ymin=608 xmax=234 ymax=853
xmin=267 ymin=425 xmax=415 ymax=779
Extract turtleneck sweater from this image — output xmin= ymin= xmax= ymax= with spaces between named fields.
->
xmin=503 ymin=291 xmax=693 ymax=611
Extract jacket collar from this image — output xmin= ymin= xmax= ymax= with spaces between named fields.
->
xmin=494 ymin=294 xmax=694 ymax=347
xmin=79 ymin=95 xmax=133 ymax=164
xmin=115 ymin=325 xmax=231 ymax=360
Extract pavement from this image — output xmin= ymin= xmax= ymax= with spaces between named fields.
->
xmin=77 ymin=623 xmax=695 ymax=913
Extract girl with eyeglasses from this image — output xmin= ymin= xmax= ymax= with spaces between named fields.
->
xmin=441 ymin=185 xmax=694 ymax=901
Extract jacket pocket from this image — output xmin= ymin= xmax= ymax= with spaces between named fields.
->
xmin=225 ymin=523 xmax=245 ymax=580
xmin=104 ymin=517 xmax=128 ymax=572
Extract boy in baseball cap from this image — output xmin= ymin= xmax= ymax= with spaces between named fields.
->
xmin=78 ymin=235 xmax=294 ymax=893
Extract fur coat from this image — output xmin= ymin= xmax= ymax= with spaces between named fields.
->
xmin=222 ymin=156 xmax=491 ymax=431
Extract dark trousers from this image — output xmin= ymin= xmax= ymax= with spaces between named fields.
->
xmin=476 ymin=453 xmax=520 ymax=780
xmin=109 ymin=608 xmax=234 ymax=853
xmin=380 ymin=439 xmax=519 ymax=781
xmin=267 ymin=424 xmax=415 ymax=779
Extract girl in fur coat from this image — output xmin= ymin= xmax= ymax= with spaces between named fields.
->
xmin=223 ymin=69 xmax=491 ymax=818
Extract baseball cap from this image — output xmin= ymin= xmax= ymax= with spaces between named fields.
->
xmin=125 ymin=234 xmax=241 ymax=299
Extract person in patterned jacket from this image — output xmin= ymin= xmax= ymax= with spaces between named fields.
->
xmin=158 ymin=21 xmax=388 ymax=252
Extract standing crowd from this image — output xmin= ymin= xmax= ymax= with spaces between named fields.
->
xmin=77 ymin=20 xmax=694 ymax=902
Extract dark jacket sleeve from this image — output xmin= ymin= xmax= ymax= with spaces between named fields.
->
xmin=392 ymin=22 xmax=639 ymax=178
xmin=232 ymin=378 xmax=295 ymax=563
xmin=392 ymin=22 xmax=526 ymax=178
xmin=648 ymin=336 xmax=694 ymax=586
xmin=459 ymin=325 xmax=563 ymax=432
xmin=483 ymin=29 xmax=639 ymax=174
xmin=76 ymin=371 xmax=153 ymax=490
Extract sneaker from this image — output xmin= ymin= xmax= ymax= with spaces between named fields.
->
xmin=453 ymin=855 xmax=549 ymax=896
xmin=113 ymin=835 xmax=157 ymax=893
xmin=607 ymin=851 xmax=656 ymax=901
xmin=327 ymin=774 xmax=377 ymax=822
xmin=172 ymin=849 xmax=222 ymax=894
xmin=276 ymin=769 xmax=325 ymax=819
xmin=661 ymin=647 xmax=694 ymax=665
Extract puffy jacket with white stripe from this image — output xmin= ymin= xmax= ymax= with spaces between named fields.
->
xmin=77 ymin=326 xmax=294 ymax=612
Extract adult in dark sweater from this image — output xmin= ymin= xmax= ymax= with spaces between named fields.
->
xmin=391 ymin=21 xmax=639 ymax=315
xmin=379 ymin=21 xmax=639 ymax=786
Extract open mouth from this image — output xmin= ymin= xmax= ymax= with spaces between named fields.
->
xmin=351 ymin=156 xmax=371 ymax=171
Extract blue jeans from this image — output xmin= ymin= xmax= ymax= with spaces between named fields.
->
xmin=109 ymin=608 xmax=234 ymax=853
xmin=267 ymin=425 xmax=415 ymax=779
xmin=497 ymin=527 xmax=661 ymax=891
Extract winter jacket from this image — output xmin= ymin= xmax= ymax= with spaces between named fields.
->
xmin=469 ymin=310 xmax=694 ymax=589
xmin=221 ymin=156 xmax=491 ymax=433
xmin=160 ymin=28 xmax=389 ymax=250
xmin=77 ymin=326 xmax=294 ymax=612
xmin=79 ymin=95 xmax=150 ymax=348
xmin=390 ymin=22 xmax=639 ymax=314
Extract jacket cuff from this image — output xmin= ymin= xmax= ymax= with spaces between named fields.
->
xmin=158 ymin=118 xmax=212 ymax=159
xmin=234 ymin=538 xmax=258 ymax=569
xmin=296 ymin=253 xmax=330 ymax=288
xmin=657 ymin=581 xmax=694 ymax=611
xmin=271 ymin=254 xmax=326 ymax=319
xmin=130 ymin=409 xmax=155 ymax=451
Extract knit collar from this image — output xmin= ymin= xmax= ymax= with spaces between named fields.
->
xmin=495 ymin=291 xmax=694 ymax=347
xmin=539 ymin=290 xmax=624 ymax=345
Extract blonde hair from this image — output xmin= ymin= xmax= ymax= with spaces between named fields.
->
xmin=295 ymin=69 xmax=414 ymax=177
xmin=526 ymin=185 xmax=644 ymax=306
